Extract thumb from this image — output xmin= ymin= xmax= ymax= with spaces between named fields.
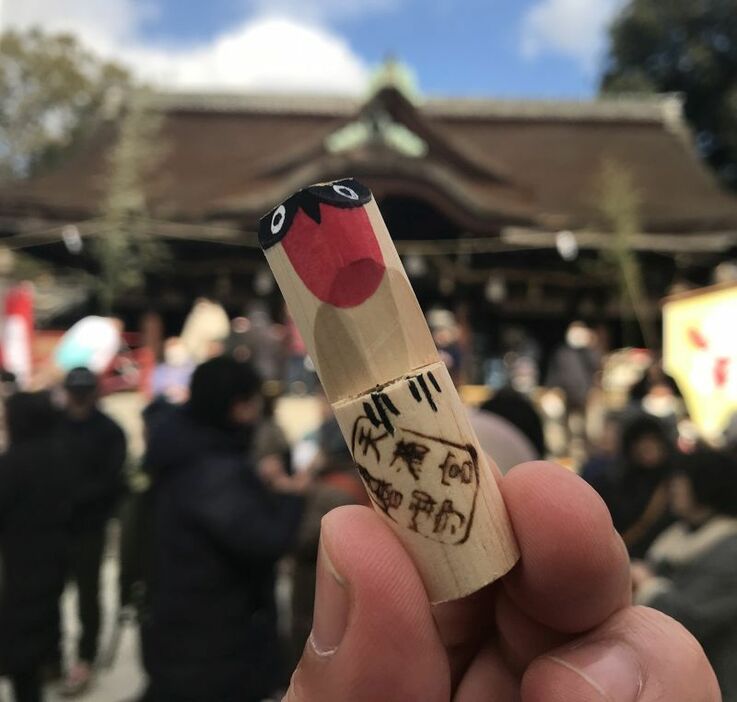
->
xmin=284 ymin=506 xmax=449 ymax=702
xmin=521 ymin=606 xmax=720 ymax=702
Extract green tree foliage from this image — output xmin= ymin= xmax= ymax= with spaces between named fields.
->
xmin=0 ymin=28 xmax=165 ymax=312
xmin=601 ymin=0 xmax=737 ymax=189
xmin=93 ymin=89 xmax=167 ymax=313
xmin=0 ymin=28 xmax=129 ymax=181
xmin=596 ymin=160 xmax=657 ymax=348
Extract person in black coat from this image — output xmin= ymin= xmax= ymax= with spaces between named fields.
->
xmin=544 ymin=321 xmax=600 ymax=412
xmin=58 ymin=367 xmax=128 ymax=695
xmin=481 ymin=387 xmax=546 ymax=458
xmin=0 ymin=392 xmax=70 ymax=702
xmin=140 ymin=356 xmax=303 ymax=702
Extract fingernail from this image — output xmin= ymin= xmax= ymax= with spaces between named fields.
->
xmin=309 ymin=535 xmax=349 ymax=657
xmin=549 ymin=641 xmax=643 ymax=701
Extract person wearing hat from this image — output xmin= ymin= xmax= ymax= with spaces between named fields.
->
xmin=58 ymin=367 xmax=127 ymax=696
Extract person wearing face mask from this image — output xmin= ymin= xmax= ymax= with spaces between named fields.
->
xmin=138 ymin=356 xmax=304 ymax=702
xmin=632 ymin=449 xmax=737 ymax=700
xmin=627 ymin=362 xmax=683 ymax=443
xmin=545 ymin=321 xmax=600 ymax=415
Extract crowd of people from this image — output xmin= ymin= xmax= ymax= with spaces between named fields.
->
xmin=0 ymin=308 xmax=735 ymax=700
xmin=0 ymin=324 xmax=375 ymax=702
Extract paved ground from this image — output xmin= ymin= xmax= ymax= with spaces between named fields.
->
xmin=0 ymin=555 xmax=145 ymax=702
xmin=1 ymin=548 xmax=291 ymax=702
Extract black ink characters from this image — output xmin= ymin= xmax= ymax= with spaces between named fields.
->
xmin=408 ymin=371 xmax=442 ymax=412
xmin=357 ymin=465 xmax=403 ymax=514
xmin=439 ymin=451 xmax=474 ymax=486
xmin=390 ymin=440 xmax=430 ymax=479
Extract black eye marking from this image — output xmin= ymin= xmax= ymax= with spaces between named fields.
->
xmin=333 ymin=183 xmax=359 ymax=200
xmin=270 ymin=204 xmax=286 ymax=234
xmin=308 ymin=178 xmax=371 ymax=207
xmin=259 ymin=178 xmax=373 ymax=250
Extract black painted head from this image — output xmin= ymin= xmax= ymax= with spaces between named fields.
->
xmin=259 ymin=178 xmax=372 ymax=250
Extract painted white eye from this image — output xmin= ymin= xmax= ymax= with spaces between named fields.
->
xmin=332 ymin=184 xmax=359 ymax=200
xmin=270 ymin=204 xmax=286 ymax=234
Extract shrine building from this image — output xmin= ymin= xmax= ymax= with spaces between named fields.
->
xmin=1 ymin=66 xmax=736 ymax=354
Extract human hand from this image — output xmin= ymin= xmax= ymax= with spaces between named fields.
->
xmin=258 ymin=455 xmax=312 ymax=494
xmin=257 ymin=454 xmax=288 ymax=486
xmin=284 ymin=461 xmax=719 ymax=701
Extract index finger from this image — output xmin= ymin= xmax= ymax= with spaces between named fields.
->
xmin=501 ymin=461 xmax=631 ymax=633
xmin=433 ymin=459 xmax=631 ymax=684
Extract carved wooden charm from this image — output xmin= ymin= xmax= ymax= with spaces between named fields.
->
xmin=260 ymin=178 xmax=519 ymax=602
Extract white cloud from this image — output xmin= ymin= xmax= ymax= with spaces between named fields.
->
xmin=0 ymin=0 xmax=371 ymax=93
xmin=521 ymin=0 xmax=625 ymax=70
xmin=126 ymin=18 xmax=369 ymax=93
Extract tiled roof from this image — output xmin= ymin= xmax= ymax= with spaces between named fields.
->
xmin=1 ymin=89 xmax=735 ymax=236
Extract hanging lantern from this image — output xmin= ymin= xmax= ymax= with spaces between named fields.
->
xmin=404 ymin=254 xmax=427 ymax=278
xmin=555 ymin=229 xmax=578 ymax=261
xmin=254 ymin=269 xmax=275 ymax=296
xmin=485 ymin=276 xmax=507 ymax=303
xmin=62 ymin=225 xmax=84 ymax=254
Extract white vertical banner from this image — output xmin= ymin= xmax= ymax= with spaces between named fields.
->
xmin=1 ymin=283 xmax=34 ymax=388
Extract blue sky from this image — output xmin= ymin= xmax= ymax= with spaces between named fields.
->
xmin=2 ymin=0 xmax=625 ymax=97
xmin=137 ymin=0 xmax=620 ymax=97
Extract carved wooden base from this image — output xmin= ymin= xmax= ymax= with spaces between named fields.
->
xmin=332 ymin=360 xmax=520 ymax=602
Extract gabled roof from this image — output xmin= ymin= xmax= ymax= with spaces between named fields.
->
xmin=1 ymin=87 xmax=735 ymax=236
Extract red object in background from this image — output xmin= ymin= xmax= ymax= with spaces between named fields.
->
xmin=32 ymin=330 xmax=155 ymax=397
xmin=688 ymin=327 xmax=708 ymax=350
xmin=685 ymin=327 xmax=731 ymax=390
xmin=1 ymin=284 xmax=34 ymax=388
xmin=714 ymin=357 xmax=731 ymax=388
xmin=286 ymin=315 xmax=307 ymax=356
xmin=97 ymin=332 xmax=155 ymax=396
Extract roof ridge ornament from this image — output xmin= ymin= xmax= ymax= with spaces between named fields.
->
xmin=325 ymin=57 xmax=430 ymax=158
xmin=325 ymin=106 xmax=429 ymax=158
xmin=368 ymin=55 xmax=422 ymax=104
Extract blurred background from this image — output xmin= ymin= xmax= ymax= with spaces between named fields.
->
xmin=1 ymin=0 xmax=737 ymax=700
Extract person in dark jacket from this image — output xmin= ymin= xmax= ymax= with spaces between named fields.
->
xmin=481 ymin=387 xmax=546 ymax=458
xmin=140 ymin=356 xmax=303 ymax=702
xmin=586 ymin=413 xmax=674 ymax=558
xmin=544 ymin=321 xmax=600 ymax=413
xmin=633 ymin=449 xmax=737 ymax=700
xmin=59 ymin=367 xmax=127 ymax=695
xmin=0 ymin=392 xmax=69 ymax=702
